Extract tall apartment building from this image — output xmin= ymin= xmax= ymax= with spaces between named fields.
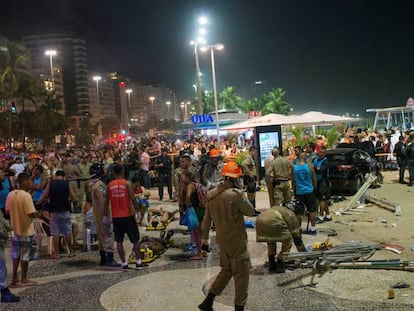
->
xmin=88 ymin=73 xmax=118 ymax=125
xmin=23 ymin=33 xmax=90 ymax=119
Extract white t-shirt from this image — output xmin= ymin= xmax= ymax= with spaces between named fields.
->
xmin=10 ymin=162 xmax=26 ymax=177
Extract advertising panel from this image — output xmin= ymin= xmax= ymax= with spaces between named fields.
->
xmin=255 ymin=125 xmax=282 ymax=179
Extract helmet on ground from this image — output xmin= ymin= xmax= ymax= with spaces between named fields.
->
xmin=89 ymin=163 xmax=105 ymax=179
xmin=209 ymin=149 xmax=220 ymax=158
xmin=222 ymin=161 xmax=242 ymax=178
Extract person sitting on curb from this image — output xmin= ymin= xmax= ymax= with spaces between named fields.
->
xmin=256 ymin=201 xmax=307 ymax=273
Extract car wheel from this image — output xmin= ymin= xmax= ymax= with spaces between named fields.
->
xmin=350 ymin=176 xmax=362 ymax=195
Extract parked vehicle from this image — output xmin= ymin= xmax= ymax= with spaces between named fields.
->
xmin=326 ymin=147 xmax=383 ymax=195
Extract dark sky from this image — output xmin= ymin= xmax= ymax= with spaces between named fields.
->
xmin=2 ymin=0 xmax=414 ymax=115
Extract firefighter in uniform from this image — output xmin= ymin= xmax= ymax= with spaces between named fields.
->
xmin=199 ymin=161 xmax=255 ymax=311
xmin=242 ymin=145 xmax=260 ymax=215
xmin=256 ymin=202 xmax=306 ymax=273
xmin=89 ymin=163 xmax=119 ymax=267
xmin=266 ymin=147 xmax=293 ymax=206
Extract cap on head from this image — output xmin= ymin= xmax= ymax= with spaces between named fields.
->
xmin=180 ymin=153 xmax=191 ymax=160
xmin=222 ymin=161 xmax=242 ymax=178
xmin=209 ymin=149 xmax=220 ymax=158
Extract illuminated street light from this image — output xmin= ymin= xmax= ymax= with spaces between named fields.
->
xmin=200 ymin=43 xmax=224 ymax=145
xmin=92 ymin=75 xmax=102 ymax=108
xmin=149 ymin=96 xmax=155 ymax=116
xmin=190 ymin=15 xmax=209 ymax=114
xmin=166 ymin=101 xmax=171 ymax=116
xmin=180 ymin=102 xmax=185 ymax=121
xmin=45 ymin=50 xmax=57 ymax=91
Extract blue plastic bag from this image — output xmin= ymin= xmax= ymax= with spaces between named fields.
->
xmin=186 ymin=206 xmax=200 ymax=230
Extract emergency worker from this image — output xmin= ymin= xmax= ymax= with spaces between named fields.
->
xmin=199 ymin=161 xmax=255 ymax=311
xmin=242 ymin=146 xmax=260 ymax=215
xmin=256 ymin=202 xmax=306 ymax=273
xmin=89 ymin=163 xmax=119 ymax=267
xmin=266 ymin=147 xmax=293 ymax=206
xmin=202 ymin=149 xmax=224 ymax=189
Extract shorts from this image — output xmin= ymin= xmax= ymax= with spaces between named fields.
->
xmin=112 ymin=216 xmax=140 ymax=243
xmin=11 ymin=235 xmax=36 ymax=261
xmin=137 ymin=198 xmax=149 ymax=208
xmin=315 ymin=179 xmax=331 ymax=200
xmin=295 ymin=192 xmax=317 ymax=213
xmin=50 ymin=211 xmax=72 ymax=235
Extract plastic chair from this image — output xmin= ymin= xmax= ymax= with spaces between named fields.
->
xmin=33 ymin=218 xmax=53 ymax=257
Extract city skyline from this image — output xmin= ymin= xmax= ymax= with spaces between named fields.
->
xmin=2 ymin=0 xmax=414 ymax=116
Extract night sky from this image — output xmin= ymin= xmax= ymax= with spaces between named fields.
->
xmin=2 ymin=0 xmax=414 ymax=116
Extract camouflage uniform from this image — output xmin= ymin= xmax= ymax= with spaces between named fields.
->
xmin=256 ymin=205 xmax=305 ymax=260
xmin=242 ymin=154 xmax=257 ymax=207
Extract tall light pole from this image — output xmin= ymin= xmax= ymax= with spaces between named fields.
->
xmin=180 ymin=102 xmax=185 ymax=121
xmin=166 ymin=101 xmax=171 ymax=117
xmin=93 ymin=75 xmax=101 ymax=108
xmin=149 ymin=96 xmax=155 ymax=128
xmin=200 ymin=44 xmax=224 ymax=145
xmin=126 ymin=89 xmax=132 ymax=131
xmin=45 ymin=50 xmax=57 ymax=91
xmin=191 ymin=16 xmax=208 ymax=114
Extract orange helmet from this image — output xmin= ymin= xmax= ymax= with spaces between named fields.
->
xmin=209 ymin=149 xmax=220 ymax=158
xmin=222 ymin=161 xmax=242 ymax=178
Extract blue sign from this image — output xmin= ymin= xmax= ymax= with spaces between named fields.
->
xmin=191 ymin=114 xmax=214 ymax=124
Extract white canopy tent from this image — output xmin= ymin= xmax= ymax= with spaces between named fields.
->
xmin=222 ymin=111 xmax=359 ymax=131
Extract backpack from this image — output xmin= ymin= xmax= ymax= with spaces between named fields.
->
xmin=193 ymin=182 xmax=208 ymax=208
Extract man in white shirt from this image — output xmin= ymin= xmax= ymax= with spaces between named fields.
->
xmin=9 ymin=157 xmax=26 ymax=187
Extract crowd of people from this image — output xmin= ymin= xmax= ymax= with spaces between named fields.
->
xmin=0 ymin=127 xmax=413 ymax=309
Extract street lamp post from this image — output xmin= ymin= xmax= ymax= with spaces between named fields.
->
xmin=149 ymin=96 xmax=155 ymax=128
xmin=166 ymin=101 xmax=171 ymax=117
xmin=126 ymin=89 xmax=132 ymax=131
xmin=45 ymin=50 xmax=57 ymax=91
xmin=180 ymin=102 xmax=185 ymax=121
xmin=200 ymin=44 xmax=224 ymax=145
xmin=191 ymin=16 xmax=208 ymax=114
xmin=93 ymin=76 xmax=101 ymax=106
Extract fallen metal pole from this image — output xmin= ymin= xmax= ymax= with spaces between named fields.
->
xmin=343 ymin=174 xmax=376 ymax=212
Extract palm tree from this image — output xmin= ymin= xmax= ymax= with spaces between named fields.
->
xmin=218 ymin=86 xmax=242 ymax=111
xmin=33 ymin=91 xmax=67 ymax=147
xmin=16 ymin=74 xmax=43 ymax=149
xmin=202 ymin=90 xmax=214 ymax=113
xmin=244 ymin=97 xmax=262 ymax=113
xmin=263 ymin=87 xmax=290 ymax=115
xmin=0 ymin=37 xmax=32 ymax=100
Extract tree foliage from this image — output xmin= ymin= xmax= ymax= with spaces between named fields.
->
xmin=244 ymin=87 xmax=290 ymax=115
xmin=33 ymin=91 xmax=67 ymax=146
xmin=0 ymin=37 xmax=32 ymax=100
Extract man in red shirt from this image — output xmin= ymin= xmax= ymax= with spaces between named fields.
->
xmin=104 ymin=165 xmax=148 ymax=269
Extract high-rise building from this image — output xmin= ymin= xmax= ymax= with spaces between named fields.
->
xmin=88 ymin=73 xmax=118 ymax=125
xmin=23 ymin=33 xmax=90 ymax=119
